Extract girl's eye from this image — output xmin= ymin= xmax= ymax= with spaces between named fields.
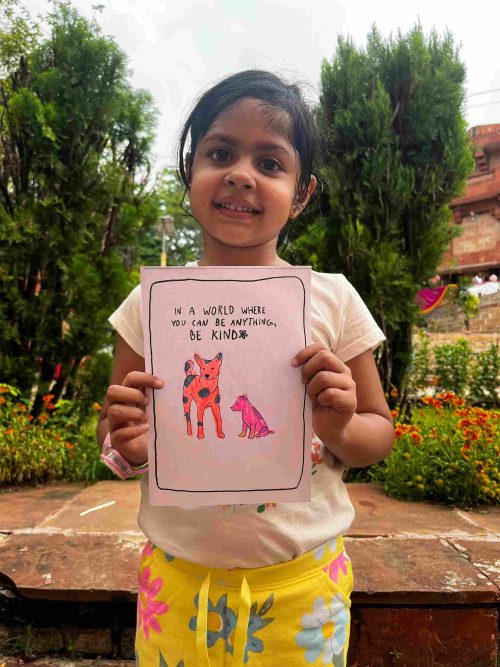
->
xmin=261 ymin=158 xmax=282 ymax=172
xmin=209 ymin=148 xmax=229 ymax=162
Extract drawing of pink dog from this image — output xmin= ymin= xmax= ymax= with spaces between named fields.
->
xmin=231 ymin=395 xmax=274 ymax=439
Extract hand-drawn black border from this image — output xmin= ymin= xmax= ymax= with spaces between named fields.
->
xmin=147 ymin=275 xmax=308 ymax=494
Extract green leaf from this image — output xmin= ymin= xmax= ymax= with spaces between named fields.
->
xmin=259 ymin=593 xmax=274 ymax=616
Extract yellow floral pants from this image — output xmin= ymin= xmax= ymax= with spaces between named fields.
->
xmin=135 ymin=536 xmax=353 ymax=666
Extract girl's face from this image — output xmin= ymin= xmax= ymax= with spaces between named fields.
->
xmin=188 ymin=98 xmax=313 ymax=265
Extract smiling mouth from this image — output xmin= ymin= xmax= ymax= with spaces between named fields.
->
xmin=215 ymin=202 xmax=260 ymax=214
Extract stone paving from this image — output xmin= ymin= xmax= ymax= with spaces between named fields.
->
xmin=0 ymin=481 xmax=498 ymax=665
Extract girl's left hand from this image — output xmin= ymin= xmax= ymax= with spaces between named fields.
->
xmin=292 ymin=342 xmax=357 ymax=444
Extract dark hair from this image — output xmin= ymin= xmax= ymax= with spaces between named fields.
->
xmin=176 ymin=70 xmax=321 ymax=247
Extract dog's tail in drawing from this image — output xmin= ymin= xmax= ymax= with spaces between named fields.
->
xmin=257 ymin=427 xmax=275 ymax=437
xmin=184 ymin=360 xmax=194 ymax=376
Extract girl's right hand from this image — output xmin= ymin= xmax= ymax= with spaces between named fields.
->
xmin=105 ymin=371 xmax=164 ymax=466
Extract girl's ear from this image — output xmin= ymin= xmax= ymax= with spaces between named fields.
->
xmin=291 ymin=175 xmax=317 ymax=219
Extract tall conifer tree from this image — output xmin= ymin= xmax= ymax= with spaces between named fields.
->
xmin=0 ymin=1 xmax=157 ymax=413
xmin=290 ymin=26 xmax=474 ymax=404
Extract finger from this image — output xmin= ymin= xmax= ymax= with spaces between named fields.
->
xmin=123 ymin=371 xmax=164 ymax=389
xmin=111 ymin=422 xmax=149 ymax=446
xmin=110 ymin=424 xmax=149 ymax=464
xmin=316 ymin=387 xmax=357 ymax=413
xmin=107 ymin=403 xmax=148 ymax=430
xmin=291 ymin=342 xmax=328 ymax=367
xmin=301 ymin=349 xmax=348 ymax=385
xmin=107 ymin=385 xmax=149 ymax=407
xmin=305 ymin=370 xmax=354 ymax=401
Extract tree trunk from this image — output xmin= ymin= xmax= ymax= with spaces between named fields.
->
xmin=31 ymin=357 xmax=55 ymax=418
xmin=390 ymin=322 xmax=413 ymax=410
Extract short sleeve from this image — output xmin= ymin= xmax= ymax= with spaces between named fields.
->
xmin=108 ymin=284 xmax=144 ymax=357
xmin=334 ymin=276 xmax=385 ymax=363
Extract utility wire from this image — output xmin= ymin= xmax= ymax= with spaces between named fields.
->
xmin=467 ymin=87 xmax=500 ymax=98
xmin=467 ymin=100 xmax=500 ymax=109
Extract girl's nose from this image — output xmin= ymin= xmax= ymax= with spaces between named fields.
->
xmin=224 ymin=164 xmax=256 ymax=190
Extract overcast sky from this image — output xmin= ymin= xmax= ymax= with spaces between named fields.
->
xmin=21 ymin=0 xmax=500 ymax=171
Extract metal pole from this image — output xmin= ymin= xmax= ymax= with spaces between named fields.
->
xmin=161 ymin=233 xmax=167 ymax=267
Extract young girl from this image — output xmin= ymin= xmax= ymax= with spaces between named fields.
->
xmin=98 ymin=70 xmax=395 ymax=667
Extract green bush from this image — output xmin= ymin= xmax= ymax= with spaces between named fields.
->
xmin=407 ymin=329 xmax=432 ymax=393
xmin=469 ymin=344 xmax=499 ymax=408
xmin=408 ymin=332 xmax=499 ymax=408
xmin=0 ymin=384 xmax=113 ymax=484
xmin=345 ymin=392 xmax=499 ymax=508
xmin=434 ymin=339 xmax=473 ymax=395
xmin=66 ymin=351 xmax=114 ymax=422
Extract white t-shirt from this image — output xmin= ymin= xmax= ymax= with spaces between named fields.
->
xmin=108 ymin=267 xmax=385 ymax=568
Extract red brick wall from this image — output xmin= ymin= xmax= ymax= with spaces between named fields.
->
xmin=424 ymin=291 xmax=500 ymax=334
xmin=440 ymin=213 xmax=500 ymax=270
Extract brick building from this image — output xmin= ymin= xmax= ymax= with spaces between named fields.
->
xmin=423 ymin=124 xmax=500 ymax=334
xmin=438 ymin=124 xmax=500 ymax=282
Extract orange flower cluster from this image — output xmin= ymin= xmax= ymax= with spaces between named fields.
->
xmin=395 ymin=423 xmax=422 ymax=441
xmin=422 ymin=392 xmax=466 ymax=410
xmin=455 ymin=406 xmax=498 ymax=457
xmin=421 ymin=396 xmax=443 ymax=409
xmin=42 ymin=394 xmax=56 ymax=410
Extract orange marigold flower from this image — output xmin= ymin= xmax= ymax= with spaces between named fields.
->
xmin=0 ymin=397 xmax=5 ymax=405
xmin=391 ymin=410 xmax=399 ymax=418
xmin=42 ymin=394 xmax=54 ymax=402
xmin=37 ymin=414 xmax=47 ymax=423
xmin=92 ymin=402 xmax=102 ymax=412
xmin=4 ymin=428 xmax=14 ymax=435
xmin=65 ymin=442 xmax=75 ymax=449
xmin=390 ymin=388 xmax=399 ymax=397
xmin=0 ymin=386 xmax=9 ymax=393
xmin=410 ymin=432 xmax=423 ymax=443
xmin=395 ymin=426 xmax=404 ymax=438
xmin=46 ymin=403 xmax=56 ymax=410
xmin=452 ymin=397 xmax=466 ymax=406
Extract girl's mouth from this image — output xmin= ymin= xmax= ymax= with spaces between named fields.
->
xmin=214 ymin=202 xmax=260 ymax=219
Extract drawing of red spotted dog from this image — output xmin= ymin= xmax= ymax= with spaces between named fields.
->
xmin=183 ymin=353 xmax=225 ymax=439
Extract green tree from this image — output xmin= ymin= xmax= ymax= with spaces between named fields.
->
xmin=288 ymin=25 xmax=474 ymax=407
xmin=0 ymin=1 xmax=157 ymax=414
xmin=450 ymin=276 xmax=480 ymax=330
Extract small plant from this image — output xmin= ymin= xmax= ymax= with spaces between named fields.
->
xmin=469 ymin=344 xmax=499 ymax=408
xmin=345 ymin=392 xmax=499 ymax=508
xmin=433 ymin=338 xmax=473 ymax=395
xmin=407 ymin=329 xmax=432 ymax=393
xmin=0 ymin=384 xmax=113 ymax=484
xmin=382 ymin=393 xmax=498 ymax=507
xmin=450 ymin=276 xmax=480 ymax=329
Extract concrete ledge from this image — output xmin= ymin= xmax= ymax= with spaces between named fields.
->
xmin=0 ymin=481 xmax=498 ymax=666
